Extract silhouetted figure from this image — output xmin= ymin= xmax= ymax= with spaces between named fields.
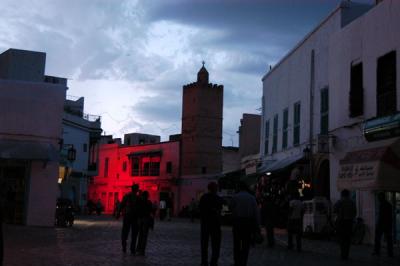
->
xmin=287 ymin=192 xmax=304 ymax=251
xmin=373 ymin=192 xmax=393 ymax=257
xmin=159 ymin=199 xmax=166 ymax=221
xmin=137 ymin=191 xmax=153 ymax=256
xmin=95 ymin=199 xmax=103 ymax=215
xmin=117 ymin=184 xmax=140 ymax=254
xmin=231 ymin=182 xmax=259 ymax=266
xmin=0 ymin=180 xmax=6 ymax=266
xmin=113 ymin=199 xmax=121 ymax=218
xmin=261 ymin=195 xmax=276 ymax=248
xmin=333 ymin=189 xmax=356 ymax=260
xmin=189 ymin=198 xmax=197 ymax=222
xmin=199 ymin=182 xmax=223 ymax=266
xmin=166 ymin=195 xmax=172 ymax=221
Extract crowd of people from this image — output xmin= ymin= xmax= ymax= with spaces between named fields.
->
xmin=198 ymin=181 xmax=395 ymax=266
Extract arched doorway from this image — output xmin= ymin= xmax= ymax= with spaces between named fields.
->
xmin=316 ymin=160 xmax=330 ymax=200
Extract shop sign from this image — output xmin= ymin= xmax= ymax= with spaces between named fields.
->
xmin=338 ymin=162 xmax=378 ymax=180
xmin=364 ymin=113 xmax=400 ymax=142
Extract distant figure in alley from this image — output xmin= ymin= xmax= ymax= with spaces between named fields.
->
xmin=199 ymin=182 xmax=224 ymax=266
xmin=333 ymin=189 xmax=356 ymax=260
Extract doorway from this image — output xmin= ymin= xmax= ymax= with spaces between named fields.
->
xmin=0 ymin=161 xmax=28 ymax=224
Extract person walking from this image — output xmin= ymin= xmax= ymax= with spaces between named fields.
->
xmin=199 ymin=182 xmax=224 ymax=266
xmin=231 ymin=182 xmax=259 ymax=266
xmin=136 ymin=191 xmax=153 ymax=256
xmin=189 ymin=198 xmax=197 ymax=222
xmin=287 ymin=192 xmax=304 ymax=251
xmin=117 ymin=184 xmax=140 ymax=254
xmin=159 ymin=199 xmax=166 ymax=221
xmin=333 ymin=189 xmax=356 ymax=260
xmin=261 ymin=195 xmax=276 ymax=248
xmin=373 ymin=192 xmax=393 ymax=257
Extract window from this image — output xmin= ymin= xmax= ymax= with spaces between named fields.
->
xmin=264 ymin=120 xmax=270 ymax=155
xmin=349 ymin=63 xmax=364 ymax=117
xmin=377 ymin=51 xmax=397 ymax=117
xmin=131 ymin=157 xmax=140 ymax=176
xmin=83 ymin=143 xmax=87 ymax=152
xmin=142 ymin=162 xmax=150 ymax=176
xmin=293 ymin=102 xmax=301 ymax=146
xmin=104 ymin=157 xmax=109 ymax=177
xmin=122 ymin=161 xmax=127 ymax=172
xmin=166 ymin=161 xmax=172 ymax=174
xmin=320 ymin=88 xmax=329 ymax=135
xmin=282 ymin=108 xmax=288 ymax=149
xmin=272 ymin=114 xmax=278 ymax=153
xmin=150 ymin=162 xmax=160 ymax=176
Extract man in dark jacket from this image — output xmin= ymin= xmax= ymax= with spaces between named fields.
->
xmin=261 ymin=195 xmax=276 ymax=248
xmin=200 ymin=182 xmax=224 ymax=266
xmin=333 ymin=189 xmax=356 ymax=260
xmin=231 ymin=182 xmax=259 ymax=266
xmin=117 ymin=184 xmax=140 ymax=254
xmin=373 ymin=192 xmax=393 ymax=257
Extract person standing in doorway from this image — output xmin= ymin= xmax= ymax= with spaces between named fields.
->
xmin=373 ymin=192 xmax=393 ymax=257
xmin=333 ymin=189 xmax=356 ymax=260
xmin=287 ymin=192 xmax=304 ymax=252
xmin=231 ymin=182 xmax=259 ymax=266
xmin=117 ymin=184 xmax=140 ymax=255
xmin=199 ymin=182 xmax=224 ymax=266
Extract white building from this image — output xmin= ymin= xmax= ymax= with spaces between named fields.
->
xmin=260 ymin=0 xmax=400 ymax=243
xmin=260 ymin=1 xmax=371 ymax=199
xmin=329 ymin=0 xmax=400 ymax=243
xmin=0 ymin=48 xmax=66 ymax=226
xmin=59 ymin=97 xmax=102 ymax=211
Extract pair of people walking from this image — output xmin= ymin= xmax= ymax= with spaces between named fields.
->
xmin=333 ymin=189 xmax=394 ymax=260
xmin=200 ymin=181 xmax=259 ymax=266
xmin=117 ymin=184 xmax=153 ymax=256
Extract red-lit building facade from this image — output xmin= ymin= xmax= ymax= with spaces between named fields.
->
xmin=88 ymin=139 xmax=180 ymax=214
xmin=89 ymin=65 xmax=225 ymax=215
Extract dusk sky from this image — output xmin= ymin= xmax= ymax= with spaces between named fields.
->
xmin=0 ymin=0 xmax=373 ymax=146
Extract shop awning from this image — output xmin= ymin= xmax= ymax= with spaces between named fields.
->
xmin=0 ymin=139 xmax=59 ymax=161
xmin=337 ymin=143 xmax=400 ymax=191
xmin=257 ymin=153 xmax=304 ymax=174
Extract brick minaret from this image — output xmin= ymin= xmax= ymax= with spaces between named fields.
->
xmin=181 ymin=64 xmax=223 ymax=176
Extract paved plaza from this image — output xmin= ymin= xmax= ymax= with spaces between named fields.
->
xmin=3 ymin=216 xmax=399 ymax=266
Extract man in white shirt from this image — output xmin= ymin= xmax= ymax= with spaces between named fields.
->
xmin=287 ymin=191 xmax=304 ymax=251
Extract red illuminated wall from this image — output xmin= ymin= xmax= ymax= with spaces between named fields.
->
xmin=88 ymin=140 xmax=180 ymax=214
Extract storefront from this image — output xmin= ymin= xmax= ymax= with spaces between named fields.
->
xmin=337 ymin=140 xmax=400 ymax=244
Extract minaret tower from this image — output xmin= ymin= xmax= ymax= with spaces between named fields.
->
xmin=181 ymin=63 xmax=223 ymax=177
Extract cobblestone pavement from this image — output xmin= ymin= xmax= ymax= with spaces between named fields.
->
xmin=3 ymin=216 xmax=399 ymax=266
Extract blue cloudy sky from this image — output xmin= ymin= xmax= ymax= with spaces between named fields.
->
xmin=0 ymin=0 xmax=373 ymax=146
